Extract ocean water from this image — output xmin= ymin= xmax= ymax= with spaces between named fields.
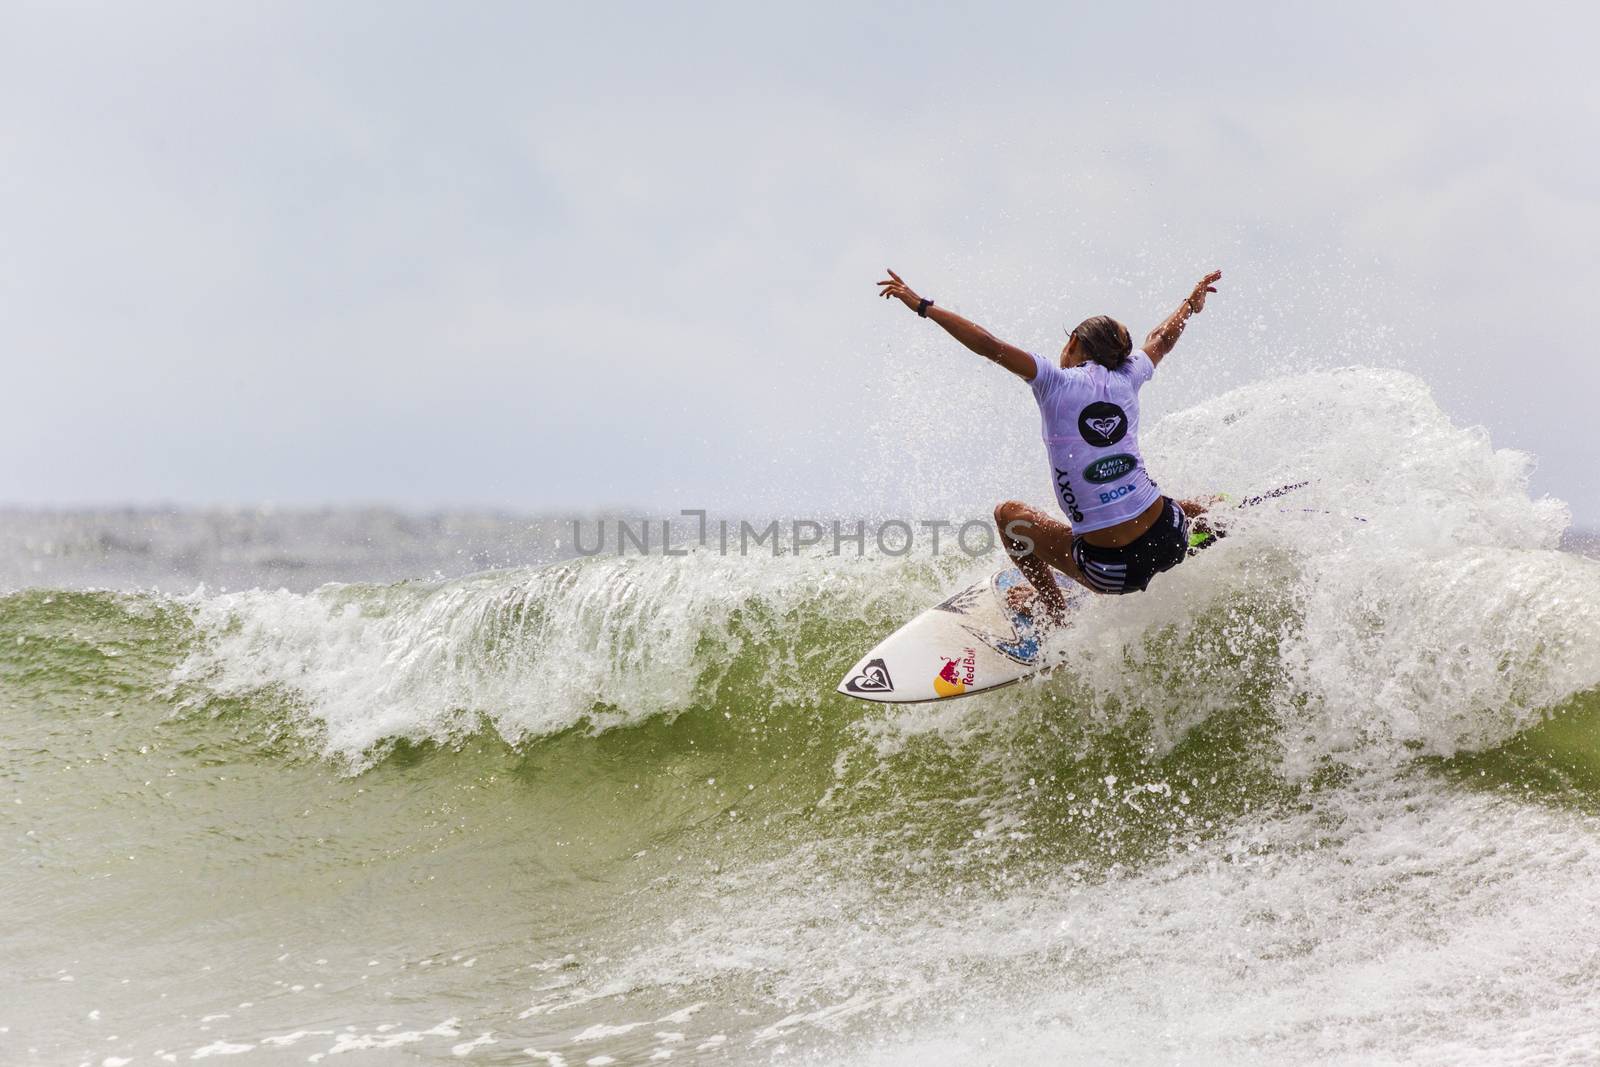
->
xmin=5 ymin=369 xmax=1600 ymax=1066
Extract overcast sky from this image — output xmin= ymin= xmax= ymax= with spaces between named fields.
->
xmin=4 ymin=1 xmax=1597 ymax=524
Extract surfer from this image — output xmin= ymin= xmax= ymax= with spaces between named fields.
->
xmin=876 ymin=268 xmax=1222 ymax=621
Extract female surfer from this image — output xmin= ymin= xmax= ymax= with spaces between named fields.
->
xmin=875 ymin=268 xmax=1222 ymax=621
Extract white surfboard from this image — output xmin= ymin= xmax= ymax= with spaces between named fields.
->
xmin=836 ymin=483 xmax=1320 ymax=704
xmin=836 ymin=566 xmax=1086 ymax=704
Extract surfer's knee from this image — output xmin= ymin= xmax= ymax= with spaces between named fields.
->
xmin=994 ymin=499 xmax=1028 ymax=529
xmin=994 ymin=501 xmax=1037 ymax=556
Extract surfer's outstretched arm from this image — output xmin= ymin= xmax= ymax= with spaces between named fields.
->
xmin=1142 ymin=270 xmax=1222 ymax=366
xmin=876 ymin=269 xmax=1036 ymax=380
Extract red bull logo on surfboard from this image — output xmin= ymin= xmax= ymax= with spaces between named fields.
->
xmin=934 ymin=647 xmax=977 ymax=698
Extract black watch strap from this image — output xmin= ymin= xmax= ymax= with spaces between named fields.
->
xmin=916 ymin=297 xmax=933 ymax=318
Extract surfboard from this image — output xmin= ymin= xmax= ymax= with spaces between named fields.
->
xmin=836 ymin=483 xmax=1317 ymax=704
xmin=836 ymin=566 xmax=1085 ymax=703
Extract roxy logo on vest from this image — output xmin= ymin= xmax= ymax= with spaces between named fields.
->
xmin=1078 ymin=401 xmax=1129 ymax=448
xmin=1053 ymin=467 xmax=1085 ymax=524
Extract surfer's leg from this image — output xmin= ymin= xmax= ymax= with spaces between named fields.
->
xmin=993 ymin=500 xmax=1094 ymax=618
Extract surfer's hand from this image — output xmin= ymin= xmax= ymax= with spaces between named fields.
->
xmin=876 ymin=269 xmax=922 ymax=311
xmin=1186 ymin=270 xmax=1222 ymax=314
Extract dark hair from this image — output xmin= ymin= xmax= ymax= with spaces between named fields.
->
xmin=1071 ymin=315 xmax=1133 ymax=370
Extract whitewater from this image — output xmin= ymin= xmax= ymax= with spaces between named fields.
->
xmin=5 ymin=368 xmax=1600 ymax=1065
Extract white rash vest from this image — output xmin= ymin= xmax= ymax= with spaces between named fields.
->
xmin=1027 ymin=349 xmax=1162 ymax=533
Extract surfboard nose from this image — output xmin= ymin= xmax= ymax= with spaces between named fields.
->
xmin=839 ymin=656 xmax=898 ymax=701
xmin=838 ymin=670 xmax=883 ymax=700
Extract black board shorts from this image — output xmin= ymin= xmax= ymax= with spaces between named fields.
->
xmin=1070 ymin=497 xmax=1190 ymax=595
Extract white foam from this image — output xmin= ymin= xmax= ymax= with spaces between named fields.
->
xmin=592 ymin=770 xmax=1600 ymax=1066
xmin=449 ymin=1032 xmax=496 ymax=1056
xmin=875 ymin=368 xmax=1600 ymax=770
xmin=174 ymin=547 xmax=925 ymax=768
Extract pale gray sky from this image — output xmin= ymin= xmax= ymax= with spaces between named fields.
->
xmin=4 ymin=1 xmax=1597 ymax=522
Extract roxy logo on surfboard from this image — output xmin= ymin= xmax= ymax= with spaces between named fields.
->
xmin=844 ymin=658 xmax=895 ymax=694
xmin=933 ymin=647 xmax=977 ymax=698
xmin=1077 ymin=401 xmax=1129 ymax=447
